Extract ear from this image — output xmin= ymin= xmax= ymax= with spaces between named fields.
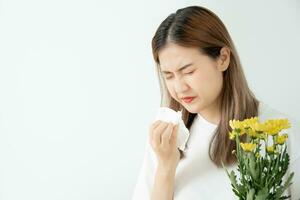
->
xmin=216 ymin=47 xmax=230 ymax=72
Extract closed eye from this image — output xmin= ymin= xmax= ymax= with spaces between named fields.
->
xmin=164 ymin=71 xmax=195 ymax=79
xmin=185 ymin=70 xmax=195 ymax=75
xmin=165 ymin=76 xmax=173 ymax=80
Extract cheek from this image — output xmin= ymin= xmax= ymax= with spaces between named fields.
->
xmin=165 ymin=82 xmax=177 ymax=99
xmin=193 ymin=70 xmax=223 ymax=97
xmin=206 ymin=73 xmax=223 ymax=98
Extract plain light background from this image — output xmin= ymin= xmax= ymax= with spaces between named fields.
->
xmin=0 ymin=0 xmax=299 ymax=199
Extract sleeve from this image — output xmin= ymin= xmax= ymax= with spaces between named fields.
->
xmin=131 ymin=136 xmax=158 ymax=200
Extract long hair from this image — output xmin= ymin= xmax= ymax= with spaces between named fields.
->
xmin=151 ymin=6 xmax=259 ymax=167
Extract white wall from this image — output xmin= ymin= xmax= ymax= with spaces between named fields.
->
xmin=0 ymin=0 xmax=299 ymax=199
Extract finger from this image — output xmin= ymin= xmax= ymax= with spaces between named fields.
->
xmin=149 ymin=120 xmax=162 ymax=138
xmin=170 ymin=124 xmax=179 ymax=147
xmin=152 ymin=122 xmax=169 ymax=145
xmin=151 ymin=120 xmax=162 ymax=130
xmin=161 ymin=123 xmax=174 ymax=147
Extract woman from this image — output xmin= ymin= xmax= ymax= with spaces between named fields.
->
xmin=132 ymin=6 xmax=300 ymax=200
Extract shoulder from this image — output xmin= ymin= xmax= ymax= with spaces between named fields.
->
xmin=258 ymin=101 xmax=300 ymax=162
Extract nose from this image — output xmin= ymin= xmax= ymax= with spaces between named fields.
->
xmin=174 ymin=76 xmax=189 ymax=94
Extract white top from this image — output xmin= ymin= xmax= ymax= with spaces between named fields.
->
xmin=132 ymin=102 xmax=300 ymax=200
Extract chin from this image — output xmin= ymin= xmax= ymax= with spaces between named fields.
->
xmin=184 ymin=102 xmax=206 ymax=114
xmin=181 ymin=104 xmax=200 ymax=114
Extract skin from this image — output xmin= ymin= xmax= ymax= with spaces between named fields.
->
xmin=149 ymin=121 xmax=179 ymax=200
xmin=149 ymin=43 xmax=230 ymax=200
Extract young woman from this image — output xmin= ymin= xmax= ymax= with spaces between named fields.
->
xmin=132 ymin=6 xmax=300 ymax=200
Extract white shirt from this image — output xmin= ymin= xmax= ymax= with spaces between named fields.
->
xmin=132 ymin=102 xmax=300 ymax=200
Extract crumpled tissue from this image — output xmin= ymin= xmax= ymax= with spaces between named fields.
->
xmin=154 ymin=107 xmax=190 ymax=152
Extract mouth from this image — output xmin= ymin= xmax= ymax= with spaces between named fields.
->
xmin=181 ymin=96 xmax=196 ymax=103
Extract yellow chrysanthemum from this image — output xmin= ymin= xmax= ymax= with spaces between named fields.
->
xmin=245 ymin=128 xmax=257 ymax=138
xmin=276 ymin=134 xmax=288 ymax=145
xmin=240 ymin=143 xmax=256 ymax=152
xmin=229 ymin=131 xmax=237 ymax=140
xmin=264 ymin=119 xmax=291 ymax=136
xmin=266 ymin=145 xmax=274 ymax=153
xmin=229 ymin=119 xmax=244 ymax=131
xmin=228 ymin=118 xmax=291 ymax=143
xmin=243 ymin=117 xmax=259 ymax=129
xmin=253 ymin=122 xmax=266 ymax=132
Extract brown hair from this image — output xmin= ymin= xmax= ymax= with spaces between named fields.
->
xmin=151 ymin=6 xmax=259 ymax=167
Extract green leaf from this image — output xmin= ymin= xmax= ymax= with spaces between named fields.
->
xmin=230 ymin=171 xmax=239 ymax=189
xmin=274 ymin=172 xmax=294 ymax=199
xmin=249 ymin=153 xmax=259 ymax=180
xmin=255 ymin=187 xmax=268 ymax=200
xmin=246 ymin=188 xmax=255 ymax=200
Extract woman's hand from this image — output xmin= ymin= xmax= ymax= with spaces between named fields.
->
xmin=149 ymin=120 xmax=180 ymax=172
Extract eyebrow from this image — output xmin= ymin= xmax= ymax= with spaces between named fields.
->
xmin=161 ymin=63 xmax=194 ymax=74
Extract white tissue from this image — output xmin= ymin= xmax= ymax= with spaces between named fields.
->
xmin=154 ymin=107 xmax=190 ymax=152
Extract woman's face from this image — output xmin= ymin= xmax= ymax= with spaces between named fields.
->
xmin=158 ymin=43 xmax=230 ymax=114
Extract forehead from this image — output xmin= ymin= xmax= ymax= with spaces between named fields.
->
xmin=158 ymin=43 xmax=201 ymax=71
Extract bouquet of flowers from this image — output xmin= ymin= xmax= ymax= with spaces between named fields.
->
xmin=223 ymin=117 xmax=294 ymax=200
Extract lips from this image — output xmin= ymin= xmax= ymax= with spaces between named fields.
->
xmin=181 ymin=97 xmax=196 ymax=103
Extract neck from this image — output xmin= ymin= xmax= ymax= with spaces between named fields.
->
xmin=198 ymin=98 xmax=221 ymax=125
